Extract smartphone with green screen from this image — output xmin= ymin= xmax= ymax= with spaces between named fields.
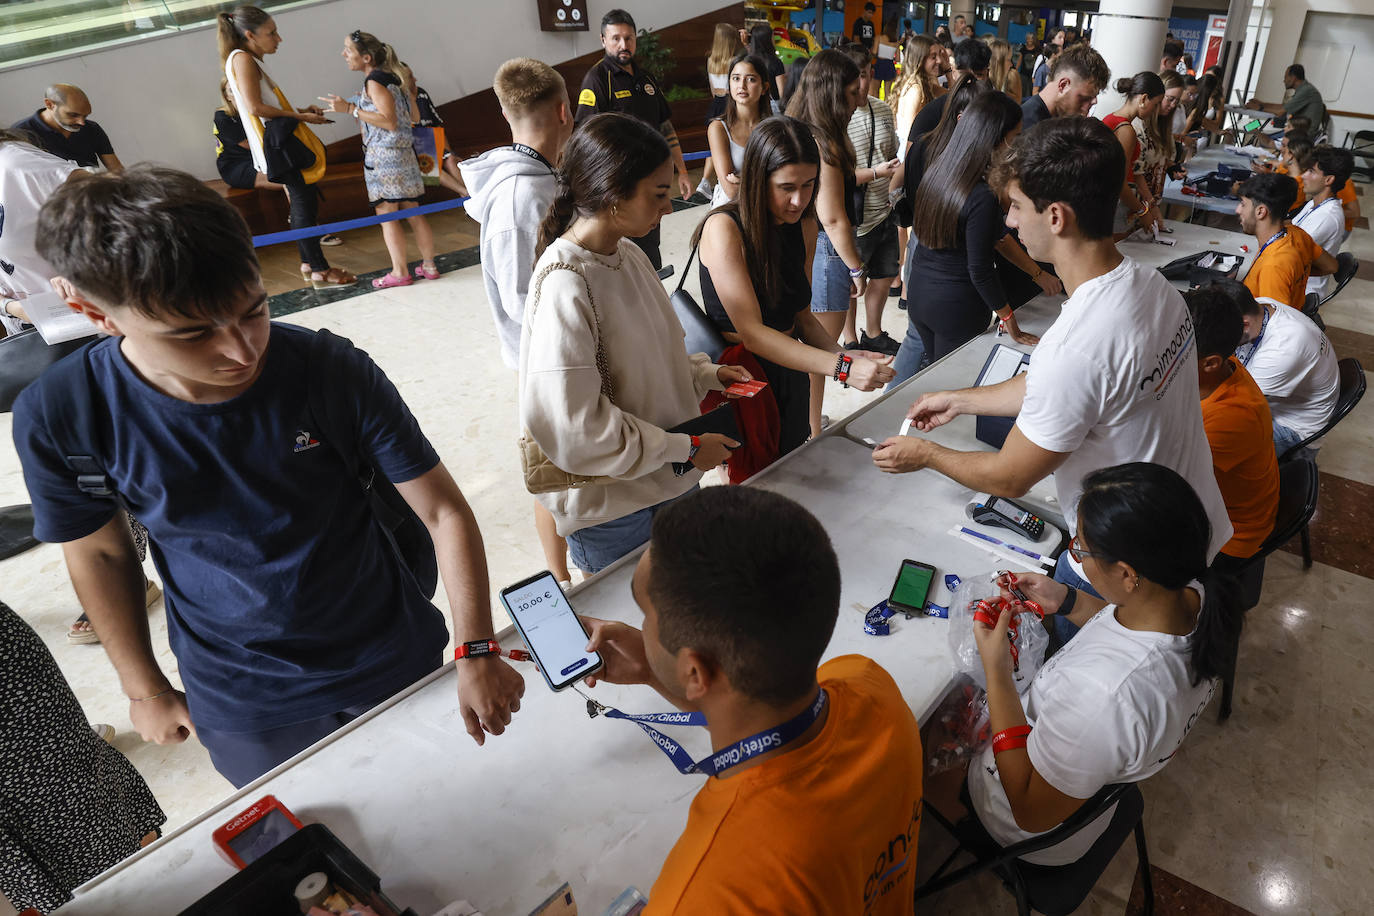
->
xmin=1244 ymin=118 xmax=1263 ymax=132
xmin=888 ymin=560 xmax=936 ymax=616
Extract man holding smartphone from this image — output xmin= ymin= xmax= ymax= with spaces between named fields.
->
xmin=872 ymin=118 xmax=1230 ymax=625
xmin=581 ymin=487 xmax=923 ymax=914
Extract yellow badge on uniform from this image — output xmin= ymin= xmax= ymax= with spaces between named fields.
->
xmin=614 ymin=89 xmax=632 ymax=99
xmin=578 ymin=88 xmax=597 ymax=107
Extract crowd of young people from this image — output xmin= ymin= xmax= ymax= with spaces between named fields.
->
xmin=3 ymin=13 xmax=1365 ymax=914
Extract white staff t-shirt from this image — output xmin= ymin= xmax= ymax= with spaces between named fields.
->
xmin=968 ymin=588 xmax=1216 ymax=865
xmin=1016 ymin=256 xmax=1232 ymax=571
xmin=1239 ymin=299 xmax=1339 ymax=439
xmin=0 ymin=142 xmax=77 ymax=299
xmin=1291 ymin=197 xmax=1344 ymax=297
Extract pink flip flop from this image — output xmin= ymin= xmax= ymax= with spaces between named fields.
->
xmin=371 ymin=272 xmax=413 ymax=289
xmin=413 ymin=263 xmax=440 ymax=281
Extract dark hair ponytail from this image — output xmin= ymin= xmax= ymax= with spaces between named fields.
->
xmin=1078 ymin=462 xmax=1241 ymax=685
xmin=535 ymin=112 xmax=670 ymax=259
xmin=537 ymin=173 xmax=578 ymax=260
xmin=1114 ymin=70 xmax=1165 ymax=99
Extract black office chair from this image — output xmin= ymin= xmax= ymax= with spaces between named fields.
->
xmin=1277 ymin=358 xmax=1366 ymax=464
xmin=917 ymin=783 xmax=1153 ymax=916
xmin=1346 ymin=129 xmax=1374 ymax=183
xmin=1301 ymin=291 xmax=1325 ymax=330
xmin=1217 ymin=457 xmax=1321 ymax=721
xmin=1318 ymin=252 xmax=1360 ymax=307
xmin=0 ymin=329 xmax=91 ymax=560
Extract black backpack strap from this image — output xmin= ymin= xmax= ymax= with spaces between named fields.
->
xmin=307 ymin=328 xmax=367 ymax=484
xmin=32 ymin=342 xmax=120 ymax=502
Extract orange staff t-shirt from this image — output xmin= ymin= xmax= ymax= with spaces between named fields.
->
xmin=1242 ymin=224 xmax=1324 ymax=310
xmin=1337 ymin=182 xmax=1358 ymax=232
xmin=1202 ymin=359 xmax=1280 ymax=559
xmin=645 ymin=655 xmax=923 ymax=916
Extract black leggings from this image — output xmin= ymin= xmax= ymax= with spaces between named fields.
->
xmin=911 ymin=281 xmax=994 ymax=362
xmin=283 ymin=178 xmax=328 ymax=271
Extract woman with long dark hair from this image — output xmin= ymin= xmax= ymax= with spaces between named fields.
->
xmin=520 ymin=113 xmax=749 ymax=575
xmin=695 ymin=117 xmax=895 ymax=455
xmin=895 ymin=92 xmax=1034 ymax=378
xmin=705 ymin=52 xmax=771 ymax=208
xmin=747 ymin=23 xmax=787 ymax=113
xmin=1184 ymin=71 xmax=1224 ymax=136
xmin=218 ymin=5 xmax=356 ymax=289
xmin=788 ymin=50 xmax=892 ymax=436
xmin=964 ymin=462 xmax=1240 ymax=864
xmin=1104 ymin=71 xmax=1166 ymax=237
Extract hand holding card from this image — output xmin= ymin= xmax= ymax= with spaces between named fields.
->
xmin=725 ymin=379 xmax=769 ymax=398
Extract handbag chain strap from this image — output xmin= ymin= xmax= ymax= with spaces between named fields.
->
xmin=529 ymin=260 xmax=614 ymax=403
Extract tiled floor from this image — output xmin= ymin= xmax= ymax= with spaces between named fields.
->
xmin=3 ymin=180 xmax=1372 ymax=914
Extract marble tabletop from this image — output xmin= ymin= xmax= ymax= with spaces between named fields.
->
xmin=55 ymin=220 xmax=1253 ymax=916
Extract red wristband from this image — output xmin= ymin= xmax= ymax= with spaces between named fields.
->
xmin=455 ymin=639 xmax=499 ymax=659
xmin=992 ymin=724 xmax=1032 ymax=754
xmin=690 ymin=435 xmax=701 ymax=448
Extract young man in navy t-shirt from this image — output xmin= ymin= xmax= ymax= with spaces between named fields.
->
xmin=13 ymin=166 xmax=524 ymax=787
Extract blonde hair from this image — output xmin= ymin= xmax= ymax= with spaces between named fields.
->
xmin=892 ymin=35 xmax=939 ymax=110
xmin=219 ymin=77 xmax=238 ymax=117
xmin=348 ymin=30 xmax=402 ymax=80
xmin=494 ymin=57 xmax=567 ymax=119
xmin=989 ymin=38 xmax=1013 ymax=93
xmin=707 ymin=22 xmax=739 ymax=76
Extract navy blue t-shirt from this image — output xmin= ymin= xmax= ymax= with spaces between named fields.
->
xmin=11 ymin=110 xmax=115 ymax=169
xmin=12 ymin=323 xmax=448 ymax=731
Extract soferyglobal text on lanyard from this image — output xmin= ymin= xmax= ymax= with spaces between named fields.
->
xmin=576 ymin=687 xmax=829 ymax=777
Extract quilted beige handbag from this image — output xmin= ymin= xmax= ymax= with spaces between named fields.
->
xmin=519 ymin=260 xmax=616 ymax=494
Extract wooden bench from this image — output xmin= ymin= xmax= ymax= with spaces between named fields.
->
xmin=207 ymin=161 xmax=457 ymax=239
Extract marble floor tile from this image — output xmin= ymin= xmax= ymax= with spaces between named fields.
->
xmin=1276 ymin=471 xmax=1374 ymax=578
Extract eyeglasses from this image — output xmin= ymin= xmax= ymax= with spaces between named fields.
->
xmin=1067 ymin=534 xmax=1107 ymax=563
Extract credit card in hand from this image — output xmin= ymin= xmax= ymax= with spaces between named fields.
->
xmin=725 ymin=379 xmax=768 ymax=397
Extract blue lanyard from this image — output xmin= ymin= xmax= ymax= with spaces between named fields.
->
xmin=1257 ymin=228 xmax=1286 ymax=258
xmin=590 ymin=689 xmax=828 ymax=777
xmin=1236 ymin=306 xmax=1271 ymax=367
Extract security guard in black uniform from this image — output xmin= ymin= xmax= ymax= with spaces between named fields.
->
xmin=575 ymin=8 xmax=692 ymax=269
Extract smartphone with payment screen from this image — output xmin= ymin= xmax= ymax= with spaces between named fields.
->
xmin=499 ymin=571 xmax=604 ymax=691
xmin=887 ymin=560 xmax=936 ymax=616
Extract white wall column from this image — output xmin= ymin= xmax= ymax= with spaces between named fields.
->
xmin=1089 ymin=0 xmax=1172 ymax=116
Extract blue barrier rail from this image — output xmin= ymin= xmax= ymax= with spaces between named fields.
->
xmin=251 ymin=148 xmax=711 ymax=248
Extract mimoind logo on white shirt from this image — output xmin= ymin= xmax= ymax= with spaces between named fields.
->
xmin=1138 ymin=313 xmax=1196 ymax=400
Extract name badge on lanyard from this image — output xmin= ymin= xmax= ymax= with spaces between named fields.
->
xmin=585 ymin=689 xmax=829 ymax=777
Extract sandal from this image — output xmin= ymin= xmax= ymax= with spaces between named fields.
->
xmin=68 ymin=612 xmax=100 ymax=645
xmin=311 ymin=268 xmax=358 ymax=289
xmin=371 ymin=272 xmax=413 ymax=289
xmin=413 ymin=262 xmax=440 ymax=281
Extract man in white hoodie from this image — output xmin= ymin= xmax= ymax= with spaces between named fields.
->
xmin=463 ymin=58 xmax=576 ymax=585
xmin=464 ymin=59 xmax=573 ymax=370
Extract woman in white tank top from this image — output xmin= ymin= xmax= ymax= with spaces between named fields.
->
xmin=217 ymin=5 xmax=356 ymax=289
xmin=707 ymin=53 xmax=771 ymax=208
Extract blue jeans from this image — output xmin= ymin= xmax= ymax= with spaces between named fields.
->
xmin=1048 ymin=551 xmax=1104 ymax=646
xmin=811 ymin=230 xmax=854 ymax=313
xmin=199 ymin=697 xmax=389 ymax=788
xmin=887 ymin=315 xmax=929 ymax=390
xmin=566 ymin=487 xmax=698 ymax=575
xmin=1273 ymin=421 xmax=1313 ymax=461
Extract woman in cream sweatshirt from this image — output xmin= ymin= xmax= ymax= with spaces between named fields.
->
xmin=520 ymin=113 xmax=749 ymax=575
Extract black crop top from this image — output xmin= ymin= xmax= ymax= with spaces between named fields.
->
xmin=699 ymin=210 xmax=811 ymax=334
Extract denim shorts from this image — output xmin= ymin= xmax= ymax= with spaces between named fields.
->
xmin=565 ymin=487 xmax=698 ymax=575
xmin=812 ymin=229 xmax=855 ymax=313
xmin=856 ymin=211 xmax=901 ymax=280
